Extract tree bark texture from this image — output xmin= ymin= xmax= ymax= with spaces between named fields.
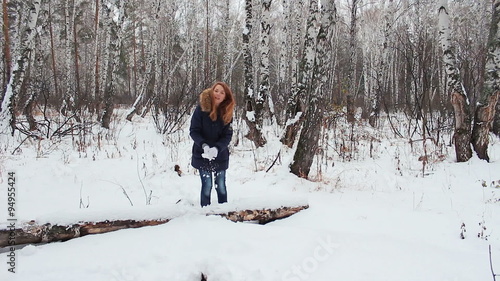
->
xmin=92 ymin=0 xmax=101 ymax=114
xmin=290 ymin=0 xmax=335 ymax=179
xmin=1 ymin=0 xmax=12 ymax=91
xmin=101 ymin=0 xmax=124 ymax=129
xmin=472 ymin=92 xmax=499 ymax=161
xmin=451 ymin=91 xmax=472 ymax=161
xmin=251 ymin=0 xmax=273 ymax=147
xmin=23 ymin=47 xmax=38 ymax=131
xmin=0 ymin=0 xmax=41 ymax=135
xmin=472 ymin=0 xmax=500 ymax=159
xmin=494 ymin=101 xmax=500 ymax=136
xmin=243 ymin=0 xmax=267 ymax=147
xmin=0 ymin=205 xmax=308 ymax=247
xmin=126 ymin=0 xmax=161 ymax=122
xmin=438 ymin=3 xmax=472 ymax=162
xmin=48 ymin=2 xmax=60 ymax=102
xmin=346 ymin=0 xmax=358 ymax=124
xmin=282 ymin=0 xmax=317 ymax=148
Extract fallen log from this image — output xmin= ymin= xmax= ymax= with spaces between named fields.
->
xmin=219 ymin=205 xmax=308 ymax=224
xmin=0 ymin=205 xmax=308 ymax=247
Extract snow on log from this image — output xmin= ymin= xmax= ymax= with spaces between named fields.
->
xmin=219 ymin=205 xmax=308 ymax=224
xmin=0 ymin=205 xmax=308 ymax=247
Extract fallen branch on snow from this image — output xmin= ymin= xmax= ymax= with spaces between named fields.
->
xmin=0 ymin=205 xmax=308 ymax=247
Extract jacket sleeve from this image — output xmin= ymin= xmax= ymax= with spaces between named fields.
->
xmin=189 ymin=106 xmax=206 ymax=148
xmin=215 ymin=120 xmax=233 ymax=152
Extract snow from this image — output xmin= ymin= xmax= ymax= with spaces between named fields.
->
xmin=1 ymin=109 xmax=499 ymax=281
xmin=246 ymin=110 xmax=256 ymax=122
xmin=285 ymin=112 xmax=303 ymax=126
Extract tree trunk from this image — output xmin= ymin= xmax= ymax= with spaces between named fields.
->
xmin=346 ymin=0 xmax=359 ymax=124
xmin=494 ymin=100 xmax=500 ymax=136
xmin=72 ymin=1 xmax=81 ymax=112
xmin=101 ymin=0 xmax=124 ymax=129
xmin=472 ymin=0 xmax=500 ymax=161
xmin=280 ymin=0 xmax=303 ymax=147
xmin=291 ymin=0 xmax=336 ymax=179
xmin=248 ymin=0 xmax=272 ymax=147
xmin=126 ymin=0 xmax=161 ymax=122
xmin=282 ymin=0 xmax=316 ymax=148
xmin=450 ymin=91 xmax=472 ymax=161
xmin=369 ymin=0 xmax=394 ymax=128
xmin=438 ymin=2 xmax=472 ymax=162
xmin=472 ymin=93 xmax=499 ymax=161
xmin=1 ymin=0 xmax=12 ymax=93
xmin=0 ymin=0 xmax=41 ymax=135
xmin=24 ymin=46 xmax=38 ymax=131
xmin=92 ymin=0 xmax=100 ymax=114
xmin=126 ymin=17 xmax=139 ymax=122
xmin=48 ymin=2 xmax=60 ymax=102
xmin=289 ymin=0 xmax=302 ymax=112
xmin=243 ymin=0 xmax=266 ymax=147
xmin=222 ymin=0 xmax=231 ymax=82
xmin=204 ymin=0 xmax=210 ymax=85
xmin=278 ymin=0 xmax=289 ymax=101
xmin=60 ymin=0 xmax=75 ymax=117
xmin=0 ymin=205 xmax=308 ymax=247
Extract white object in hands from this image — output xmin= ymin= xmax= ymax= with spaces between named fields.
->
xmin=207 ymin=147 xmax=218 ymax=160
xmin=201 ymin=144 xmax=211 ymax=160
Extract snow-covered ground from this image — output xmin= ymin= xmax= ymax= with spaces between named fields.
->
xmin=1 ymin=110 xmax=499 ymax=281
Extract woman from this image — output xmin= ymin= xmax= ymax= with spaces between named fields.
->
xmin=190 ymin=82 xmax=235 ymax=207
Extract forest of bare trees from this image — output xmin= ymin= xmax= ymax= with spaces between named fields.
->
xmin=1 ymin=0 xmax=499 ymax=178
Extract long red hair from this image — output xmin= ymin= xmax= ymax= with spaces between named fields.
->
xmin=209 ymin=82 xmax=235 ymax=125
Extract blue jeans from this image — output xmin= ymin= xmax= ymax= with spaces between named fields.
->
xmin=199 ymin=169 xmax=228 ymax=207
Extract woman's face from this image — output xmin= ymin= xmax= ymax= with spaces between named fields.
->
xmin=213 ymin=84 xmax=226 ymax=107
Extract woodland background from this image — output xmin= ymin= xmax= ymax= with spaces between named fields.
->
xmin=0 ymin=0 xmax=499 ymax=177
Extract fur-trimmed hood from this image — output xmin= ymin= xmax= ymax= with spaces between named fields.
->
xmin=199 ymin=88 xmax=213 ymax=112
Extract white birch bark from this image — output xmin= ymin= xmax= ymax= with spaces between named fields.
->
xmin=278 ymin=0 xmax=289 ymax=88
xmin=0 ymin=0 xmax=41 ymax=135
xmin=243 ymin=0 xmax=262 ymax=145
xmin=91 ymin=0 xmax=100 ymax=113
xmin=222 ymin=0 xmax=231 ymax=81
xmin=252 ymin=0 xmax=272 ymax=146
xmin=290 ymin=0 xmax=302 ymax=99
xmin=282 ymin=0 xmax=316 ymax=148
xmin=472 ymin=0 xmax=500 ymax=160
xmin=346 ymin=0 xmax=359 ymax=124
xmin=291 ymin=0 xmax=336 ymax=178
xmin=438 ymin=0 xmax=472 ymax=162
xmin=60 ymin=0 xmax=76 ymax=115
xmin=369 ymin=0 xmax=394 ymax=127
xmin=101 ymin=0 xmax=125 ymax=129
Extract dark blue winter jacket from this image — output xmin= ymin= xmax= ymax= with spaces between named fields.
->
xmin=190 ymin=105 xmax=233 ymax=171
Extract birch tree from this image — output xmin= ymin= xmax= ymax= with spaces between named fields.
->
xmin=282 ymin=0 xmax=316 ymax=148
xmin=346 ymin=0 xmax=359 ymax=124
xmin=242 ymin=0 xmax=261 ymax=145
xmin=438 ymin=0 xmax=472 ymax=162
xmin=290 ymin=0 xmax=336 ymax=178
xmin=0 ymin=0 xmax=40 ymax=135
xmin=471 ymin=0 xmax=500 ymax=161
xmin=126 ymin=0 xmax=161 ymax=121
xmin=290 ymin=0 xmax=303 ymax=109
xmin=277 ymin=0 xmax=289 ymax=101
xmin=100 ymin=0 xmax=124 ymax=129
xmin=369 ymin=0 xmax=394 ymax=127
xmin=248 ymin=0 xmax=272 ymax=147
xmin=2 ymin=0 xmax=12 ymax=90
xmin=221 ymin=0 xmax=231 ymax=81
xmin=47 ymin=2 xmax=61 ymax=109
xmin=92 ymin=0 xmax=101 ymax=114
xmin=495 ymin=96 xmax=500 ymax=137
